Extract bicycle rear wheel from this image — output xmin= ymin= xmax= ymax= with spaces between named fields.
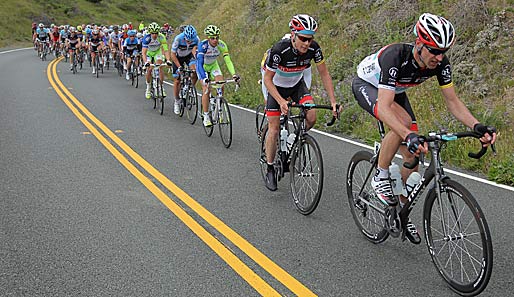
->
xmin=346 ymin=150 xmax=389 ymax=243
xmin=424 ymin=179 xmax=493 ymax=296
xmin=95 ymin=55 xmax=99 ymax=78
xmin=218 ymin=97 xmax=232 ymax=148
xmin=259 ymin=124 xmax=281 ymax=186
xmin=289 ymin=134 xmax=323 ymax=215
xmin=255 ymin=104 xmax=266 ymax=142
xmin=185 ymin=86 xmax=198 ymax=125
xmin=157 ymin=82 xmax=164 ymax=115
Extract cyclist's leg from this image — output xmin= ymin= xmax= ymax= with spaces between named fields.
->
xmin=172 ymin=58 xmax=183 ymax=100
xmin=188 ymin=58 xmax=198 ymax=86
xmin=292 ymin=79 xmax=316 ymax=130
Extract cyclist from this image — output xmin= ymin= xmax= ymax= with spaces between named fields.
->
xmin=59 ymin=25 xmax=69 ymax=55
xmin=196 ymin=24 xmax=240 ymax=127
xmin=142 ymin=22 xmax=173 ymax=99
xmin=170 ymin=25 xmax=200 ymax=114
xmin=89 ymin=29 xmax=104 ymax=74
xmin=34 ymin=23 xmax=50 ymax=56
xmin=109 ymin=25 xmax=121 ymax=67
xmin=65 ymin=27 xmax=82 ymax=71
xmin=352 ymin=13 xmax=497 ymax=244
xmin=262 ymin=14 xmax=338 ymax=191
xmin=50 ymin=25 xmax=60 ymax=53
xmin=123 ymin=30 xmax=141 ymax=80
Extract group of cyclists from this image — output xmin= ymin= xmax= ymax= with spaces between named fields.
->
xmin=33 ymin=12 xmax=497 ymax=245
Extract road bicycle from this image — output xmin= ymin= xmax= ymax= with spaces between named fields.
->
xmin=146 ymin=64 xmax=167 ymax=115
xmin=200 ymin=79 xmax=239 ymax=148
xmin=129 ymin=53 xmax=142 ymax=88
xmin=177 ymin=66 xmax=198 ymax=124
xmin=346 ymin=121 xmax=495 ymax=296
xmin=39 ymin=41 xmax=49 ymax=61
xmin=257 ymin=102 xmax=339 ymax=215
xmin=93 ymin=49 xmax=104 ymax=78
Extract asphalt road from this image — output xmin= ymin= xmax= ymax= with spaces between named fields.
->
xmin=1 ymin=48 xmax=513 ymax=296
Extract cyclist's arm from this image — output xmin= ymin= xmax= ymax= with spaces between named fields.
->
xmin=441 ymin=86 xmax=480 ymax=129
xmin=263 ymin=69 xmax=287 ymax=106
xmin=315 ymin=61 xmax=337 ymax=108
xmin=376 ymin=88 xmax=413 ymax=139
xmin=141 ymin=47 xmax=148 ymax=64
xmin=170 ymin=51 xmax=180 ymax=67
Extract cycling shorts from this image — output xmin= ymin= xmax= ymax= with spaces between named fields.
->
xmin=125 ymin=48 xmax=139 ymax=57
xmin=265 ymin=78 xmax=312 ymax=117
xmin=199 ymin=61 xmax=222 ymax=80
xmin=352 ymin=77 xmax=418 ymax=132
xmin=146 ymin=50 xmax=163 ymax=63
xmin=172 ymin=53 xmax=196 ymax=78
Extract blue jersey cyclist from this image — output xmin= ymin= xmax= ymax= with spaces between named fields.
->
xmin=170 ymin=25 xmax=200 ymax=115
xmin=142 ymin=22 xmax=173 ymax=99
xmin=123 ymin=30 xmax=141 ymax=80
xmin=196 ymin=24 xmax=240 ymax=127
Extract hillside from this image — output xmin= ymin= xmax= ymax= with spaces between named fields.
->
xmin=186 ymin=0 xmax=513 ymax=185
xmin=0 ymin=0 xmax=197 ymax=47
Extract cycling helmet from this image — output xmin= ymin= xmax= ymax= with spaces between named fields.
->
xmin=128 ymin=30 xmax=136 ymax=37
xmin=414 ymin=13 xmax=455 ymax=49
xmin=289 ymin=14 xmax=318 ymax=35
xmin=103 ymin=29 xmax=109 ymax=34
xmin=92 ymin=29 xmax=99 ymax=35
xmin=179 ymin=25 xmax=186 ymax=32
xmin=204 ymin=25 xmax=220 ymax=36
xmin=69 ymin=27 xmax=76 ymax=33
xmin=85 ymin=28 xmax=92 ymax=34
xmin=148 ymin=22 xmax=160 ymax=33
xmin=163 ymin=22 xmax=169 ymax=28
xmin=39 ymin=23 xmax=44 ymax=28
xmin=136 ymin=32 xmax=143 ymax=38
xmin=77 ymin=25 xmax=82 ymax=31
xmin=183 ymin=25 xmax=197 ymax=40
xmin=113 ymin=25 xmax=119 ymax=31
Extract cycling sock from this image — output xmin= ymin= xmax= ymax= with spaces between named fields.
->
xmin=374 ymin=167 xmax=389 ymax=181
xmin=267 ymin=163 xmax=274 ymax=171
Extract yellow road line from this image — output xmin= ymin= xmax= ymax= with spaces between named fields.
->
xmin=47 ymin=58 xmax=282 ymax=296
xmin=49 ymin=58 xmax=316 ymax=296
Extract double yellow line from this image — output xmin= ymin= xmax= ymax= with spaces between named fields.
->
xmin=47 ymin=58 xmax=316 ymax=296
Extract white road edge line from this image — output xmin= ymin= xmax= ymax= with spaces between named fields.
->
xmin=0 ymin=47 xmax=32 ymax=54
xmin=164 ymin=80 xmax=513 ymax=192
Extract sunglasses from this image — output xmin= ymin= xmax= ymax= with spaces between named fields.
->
xmin=208 ymin=36 xmax=219 ymax=40
xmin=296 ymin=35 xmax=314 ymax=43
xmin=424 ymin=45 xmax=448 ymax=56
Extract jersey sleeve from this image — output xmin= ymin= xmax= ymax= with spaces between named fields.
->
xmin=218 ymin=40 xmax=235 ymax=75
xmin=436 ymin=58 xmax=453 ymax=89
xmin=159 ymin=34 xmax=168 ymax=51
xmin=196 ymin=40 xmax=208 ymax=80
xmin=265 ymin=42 xmax=281 ymax=72
xmin=377 ymin=45 xmax=403 ymax=91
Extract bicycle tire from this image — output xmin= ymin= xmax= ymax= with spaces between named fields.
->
xmin=346 ymin=150 xmax=389 ymax=243
xmin=255 ymin=104 xmax=266 ymax=141
xmin=178 ymin=83 xmax=186 ymax=117
xmin=134 ymin=67 xmax=139 ymax=88
xmin=217 ymin=97 xmax=233 ymax=148
xmin=158 ymin=82 xmax=165 ymax=115
xmin=95 ymin=55 xmax=99 ymax=78
xmin=424 ymin=179 xmax=493 ymax=296
xmin=201 ymin=99 xmax=214 ymax=137
xmin=289 ymin=134 xmax=323 ymax=215
xmin=186 ymin=85 xmax=198 ymax=125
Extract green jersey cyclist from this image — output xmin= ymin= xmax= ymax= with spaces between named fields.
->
xmin=142 ymin=22 xmax=173 ymax=99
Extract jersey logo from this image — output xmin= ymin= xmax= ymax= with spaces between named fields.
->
xmin=272 ymin=54 xmax=281 ymax=64
xmin=389 ymin=67 xmax=398 ymax=79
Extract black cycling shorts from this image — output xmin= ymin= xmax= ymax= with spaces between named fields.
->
xmin=265 ymin=78 xmax=312 ymax=117
xmin=352 ymin=76 xmax=418 ymax=131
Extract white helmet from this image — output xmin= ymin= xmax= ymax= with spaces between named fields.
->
xmin=289 ymin=14 xmax=318 ymax=35
xmin=414 ymin=13 xmax=455 ymax=49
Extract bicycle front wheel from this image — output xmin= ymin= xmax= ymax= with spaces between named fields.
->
xmin=346 ymin=151 xmax=389 ymax=243
xmin=255 ymin=104 xmax=266 ymax=142
xmin=185 ymin=86 xmax=198 ymax=125
xmin=201 ymin=99 xmax=214 ymax=137
xmin=424 ymin=179 xmax=493 ymax=296
xmin=289 ymin=134 xmax=323 ymax=215
xmin=218 ymin=97 xmax=232 ymax=148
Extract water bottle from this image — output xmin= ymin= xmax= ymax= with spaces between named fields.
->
xmin=280 ymin=127 xmax=288 ymax=152
xmin=402 ymin=171 xmax=421 ymax=197
xmin=389 ymin=163 xmax=404 ymax=196
xmin=286 ymin=133 xmax=296 ymax=151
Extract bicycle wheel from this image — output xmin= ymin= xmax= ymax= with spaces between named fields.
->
xmin=201 ymin=99 xmax=214 ymax=137
xmin=95 ymin=55 xmax=99 ymax=78
xmin=178 ymin=84 xmax=186 ymax=117
xmin=218 ymin=97 xmax=232 ymax=148
xmin=158 ymin=82 xmax=165 ymax=115
xmin=289 ymin=134 xmax=323 ymax=215
xmin=255 ymin=104 xmax=266 ymax=142
xmin=424 ymin=179 xmax=493 ymax=296
xmin=134 ymin=67 xmax=139 ymax=88
xmin=346 ymin=150 xmax=389 ymax=243
xmin=185 ymin=85 xmax=198 ymax=125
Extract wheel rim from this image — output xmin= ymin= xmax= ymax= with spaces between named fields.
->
xmin=218 ymin=99 xmax=232 ymax=148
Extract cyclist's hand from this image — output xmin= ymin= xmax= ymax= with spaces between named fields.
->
xmin=232 ymin=74 xmax=241 ymax=83
xmin=176 ymin=66 xmax=183 ymax=75
xmin=405 ymin=132 xmax=427 ymax=155
xmin=144 ymin=62 xmax=150 ymax=68
xmin=473 ymin=123 xmax=497 ymax=146
xmin=166 ymin=60 xmax=173 ymax=67
xmin=202 ymin=78 xmax=210 ymax=85
xmin=332 ymin=102 xmax=341 ymax=119
xmin=279 ymin=99 xmax=289 ymax=115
